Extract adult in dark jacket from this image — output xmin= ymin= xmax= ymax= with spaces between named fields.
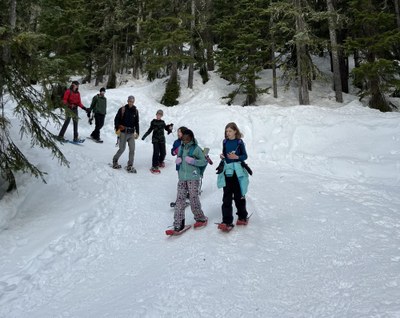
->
xmin=88 ymin=87 xmax=107 ymax=142
xmin=142 ymin=109 xmax=173 ymax=174
xmin=112 ymin=95 xmax=140 ymax=172
xmin=58 ymin=81 xmax=89 ymax=142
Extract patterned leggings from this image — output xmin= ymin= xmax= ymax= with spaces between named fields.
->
xmin=174 ymin=180 xmax=206 ymax=229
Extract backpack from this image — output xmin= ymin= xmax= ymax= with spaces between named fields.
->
xmin=179 ymin=144 xmax=209 ymax=177
xmin=120 ymin=104 xmax=138 ymax=121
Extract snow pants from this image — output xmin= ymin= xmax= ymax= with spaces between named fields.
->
xmin=113 ymin=132 xmax=136 ymax=166
xmin=90 ymin=113 xmax=105 ymax=140
xmin=59 ymin=107 xmax=79 ymax=139
xmin=222 ymin=172 xmax=248 ymax=224
xmin=174 ymin=180 xmax=206 ymax=229
xmin=152 ymin=142 xmax=166 ymax=168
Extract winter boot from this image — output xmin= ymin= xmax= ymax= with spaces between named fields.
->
xmin=112 ymin=161 xmax=122 ymax=169
xmin=150 ymin=166 xmax=161 ymax=174
xmin=126 ymin=165 xmax=137 ymax=173
xmin=218 ymin=223 xmax=234 ymax=232
xmin=194 ymin=217 xmax=208 ymax=228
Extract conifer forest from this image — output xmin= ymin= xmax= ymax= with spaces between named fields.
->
xmin=1 ymin=0 xmax=400 ymax=189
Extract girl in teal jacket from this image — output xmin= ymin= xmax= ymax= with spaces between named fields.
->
xmin=217 ymin=122 xmax=250 ymax=231
xmin=170 ymin=129 xmax=208 ymax=232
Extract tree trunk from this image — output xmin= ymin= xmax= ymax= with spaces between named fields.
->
xmin=272 ymin=49 xmax=278 ymax=99
xmin=270 ymin=15 xmax=278 ymax=98
xmin=394 ymin=0 xmax=400 ymax=29
xmin=337 ymin=29 xmax=349 ymax=93
xmin=188 ymin=0 xmax=195 ymax=89
xmin=107 ymin=39 xmax=118 ymax=88
xmin=245 ymin=73 xmax=257 ymax=106
xmin=326 ymin=0 xmax=343 ymax=103
xmin=295 ymin=0 xmax=310 ymax=105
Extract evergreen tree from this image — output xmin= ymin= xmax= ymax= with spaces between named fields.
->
xmin=213 ymin=0 xmax=271 ymax=105
xmin=346 ymin=0 xmax=400 ymax=112
xmin=136 ymin=0 xmax=192 ymax=106
xmin=1 ymin=0 xmax=70 ymax=191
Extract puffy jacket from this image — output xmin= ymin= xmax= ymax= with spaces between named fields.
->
xmin=63 ymin=89 xmax=85 ymax=109
xmin=217 ymin=161 xmax=249 ymax=196
xmin=177 ymin=139 xmax=207 ymax=181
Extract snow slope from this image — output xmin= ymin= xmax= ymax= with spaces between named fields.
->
xmin=0 ymin=67 xmax=400 ymax=317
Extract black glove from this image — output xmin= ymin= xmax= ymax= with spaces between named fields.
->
xmin=216 ymin=160 xmax=224 ymax=174
xmin=87 ymin=110 xmax=91 ymax=118
xmin=167 ymin=123 xmax=173 ymax=135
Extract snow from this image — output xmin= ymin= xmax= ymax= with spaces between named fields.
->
xmin=1 ymin=63 xmax=400 ymax=317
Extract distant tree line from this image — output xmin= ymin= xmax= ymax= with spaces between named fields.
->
xmin=1 ymin=0 xmax=400 ymax=190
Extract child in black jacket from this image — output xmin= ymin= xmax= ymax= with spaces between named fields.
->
xmin=142 ymin=109 xmax=173 ymax=174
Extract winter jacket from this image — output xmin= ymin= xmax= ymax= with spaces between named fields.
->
xmin=63 ymin=89 xmax=85 ymax=110
xmin=171 ymin=139 xmax=182 ymax=171
xmin=90 ymin=94 xmax=107 ymax=115
xmin=114 ymin=105 xmax=139 ymax=134
xmin=217 ymin=138 xmax=249 ymax=196
xmin=217 ymin=161 xmax=249 ymax=196
xmin=177 ymin=139 xmax=207 ymax=181
xmin=142 ymin=119 xmax=171 ymax=143
xmin=171 ymin=139 xmax=182 ymax=156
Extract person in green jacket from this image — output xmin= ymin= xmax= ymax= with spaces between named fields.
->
xmin=142 ymin=109 xmax=173 ymax=173
xmin=169 ymin=129 xmax=208 ymax=233
xmin=88 ymin=87 xmax=107 ymax=142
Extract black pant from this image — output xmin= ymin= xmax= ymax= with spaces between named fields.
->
xmin=152 ymin=142 xmax=166 ymax=167
xmin=221 ymin=173 xmax=247 ymax=224
xmin=90 ymin=113 xmax=105 ymax=139
xmin=59 ymin=107 xmax=78 ymax=139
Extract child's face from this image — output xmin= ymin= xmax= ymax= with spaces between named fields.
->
xmin=226 ymin=127 xmax=236 ymax=140
xmin=156 ymin=113 xmax=163 ymax=119
xmin=182 ymin=134 xmax=191 ymax=145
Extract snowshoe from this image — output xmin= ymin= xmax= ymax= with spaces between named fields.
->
xmin=112 ymin=162 xmax=122 ymax=169
xmin=236 ymin=213 xmax=253 ymax=225
xmin=217 ymin=223 xmax=234 ymax=232
xmin=165 ymin=225 xmax=191 ymax=236
xmin=126 ymin=165 xmax=137 ymax=173
xmin=236 ymin=219 xmax=248 ymax=226
xmin=150 ymin=167 xmax=161 ymax=174
xmin=194 ymin=217 xmax=208 ymax=229
xmin=88 ymin=136 xmax=104 ymax=143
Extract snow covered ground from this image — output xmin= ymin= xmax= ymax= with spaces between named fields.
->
xmin=1 ymin=64 xmax=400 ymax=317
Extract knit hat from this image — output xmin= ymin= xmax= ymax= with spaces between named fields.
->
xmin=156 ymin=109 xmax=163 ymax=116
xmin=128 ymin=95 xmax=135 ymax=101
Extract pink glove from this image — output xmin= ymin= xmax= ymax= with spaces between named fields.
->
xmin=185 ymin=156 xmax=196 ymax=165
xmin=173 ymin=148 xmax=179 ymax=155
xmin=175 ymin=157 xmax=182 ymax=165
